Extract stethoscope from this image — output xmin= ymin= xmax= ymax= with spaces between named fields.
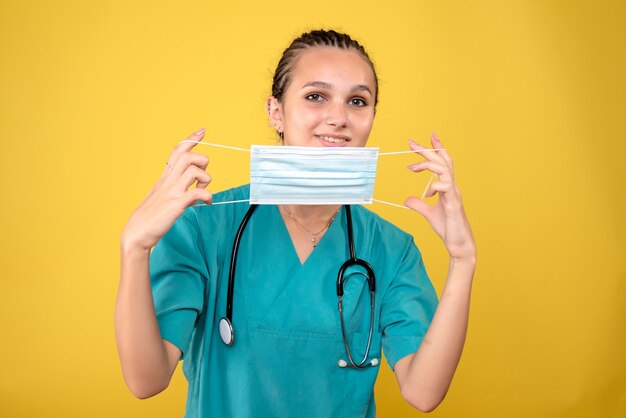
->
xmin=218 ymin=204 xmax=379 ymax=369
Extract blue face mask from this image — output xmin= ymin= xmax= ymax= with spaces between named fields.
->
xmin=249 ymin=145 xmax=379 ymax=205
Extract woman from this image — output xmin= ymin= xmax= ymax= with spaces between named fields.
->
xmin=115 ymin=30 xmax=476 ymax=417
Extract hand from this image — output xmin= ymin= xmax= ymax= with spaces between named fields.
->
xmin=121 ymin=128 xmax=212 ymax=252
xmin=405 ymin=133 xmax=476 ymax=263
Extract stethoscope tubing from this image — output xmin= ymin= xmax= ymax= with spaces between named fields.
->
xmin=226 ymin=204 xmax=258 ymax=321
xmin=337 ymin=206 xmax=377 ymax=368
xmin=222 ymin=204 xmax=378 ymax=369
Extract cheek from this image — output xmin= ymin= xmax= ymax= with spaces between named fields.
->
xmin=354 ymin=112 xmax=375 ymax=134
xmin=286 ymin=106 xmax=322 ymax=129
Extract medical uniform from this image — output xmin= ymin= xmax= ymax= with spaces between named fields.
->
xmin=150 ymin=184 xmax=438 ymax=417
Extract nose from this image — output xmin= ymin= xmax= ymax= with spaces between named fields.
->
xmin=325 ymin=101 xmax=348 ymax=128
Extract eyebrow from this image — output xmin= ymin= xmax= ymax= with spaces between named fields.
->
xmin=302 ymin=81 xmax=372 ymax=96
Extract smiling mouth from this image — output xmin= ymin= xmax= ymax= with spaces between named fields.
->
xmin=316 ymin=135 xmax=350 ymax=144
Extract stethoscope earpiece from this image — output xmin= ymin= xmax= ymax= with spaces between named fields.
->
xmin=338 ymin=358 xmax=379 ymax=368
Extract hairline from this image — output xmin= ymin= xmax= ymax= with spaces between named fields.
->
xmin=277 ymin=45 xmax=377 ymax=102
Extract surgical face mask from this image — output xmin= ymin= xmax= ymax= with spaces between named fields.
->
xmin=249 ymin=145 xmax=379 ymax=205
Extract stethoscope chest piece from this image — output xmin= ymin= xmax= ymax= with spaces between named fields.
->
xmin=219 ymin=317 xmax=234 ymax=345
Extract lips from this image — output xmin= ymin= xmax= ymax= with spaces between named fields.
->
xmin=315 ymin=134 xmax=351 ymax=146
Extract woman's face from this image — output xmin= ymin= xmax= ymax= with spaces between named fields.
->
xmin=268 ymin=47 xmax=377 ymax=147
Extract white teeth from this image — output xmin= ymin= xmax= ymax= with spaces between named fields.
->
xmin=319 ymin=135 xmax=347 ymax=143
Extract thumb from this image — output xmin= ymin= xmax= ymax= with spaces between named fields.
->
xmin=404 ymin=196 xmax=431 ymax=220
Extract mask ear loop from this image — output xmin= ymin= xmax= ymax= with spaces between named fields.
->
xmin=421 ymin=173 xmax=438 ymax=200
xmin=179 ymin=140 xmax=250 ymax=152
xmin=377 ymin=148 xmax=445 ymax=207
xmin=177 ymin=141 xmax=444 ymax=208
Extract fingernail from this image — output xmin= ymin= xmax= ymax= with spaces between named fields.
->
xmin=407 ymin=139 xmax=417 ymax=146
xmin=194 ymin=127 xmax=206 ymax=136
xmin=431 ymin=131 xmax=440 ymax=141
xmin=407 ymin=163 xmax=418 ymax=170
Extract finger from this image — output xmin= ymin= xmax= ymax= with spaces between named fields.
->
xmin=425 ymin=181 xmax=453 ymax=198
xmin=404 ymin=196 xmax=433 ymax=219
xmin=407 ymin=139 xmax=446 ymax=165
xmin=169 ymin=151 xmax=210 ymax=178
xmin=166 ymin=127 xmax=207 ymax=169
xmin=195 ymin=178 xmax=211 ymax=190
xmin=183 ymin=187 xmax=213 ymax=206
xmin=421 ymin=173 xmax=437 ymax=199
xmin=177 ymin=165 xmax=212 ymax=191
xmin=430 ymin=132 xmax=454 ymax=174
xmin=407 ymin=161 xmax=450 ymax=179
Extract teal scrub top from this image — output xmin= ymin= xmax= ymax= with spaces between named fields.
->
xmin=150 ymin=185 xmax=438 ymax=418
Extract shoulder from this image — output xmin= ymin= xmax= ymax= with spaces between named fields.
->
xmin=349 ymin=205 xmax=425 ymax=275
xmin=351 ymin=205 xmax=414 ymax=247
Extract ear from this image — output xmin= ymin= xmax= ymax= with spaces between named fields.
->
xmin=267 ymin=96 xmax=283 ymax=133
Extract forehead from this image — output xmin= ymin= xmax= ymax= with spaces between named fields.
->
xmin=290 ymin=46 xmax=376 ymax=90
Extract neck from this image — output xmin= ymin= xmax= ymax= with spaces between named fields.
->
xmin=280 ymin=204 xmax=342 ymax=221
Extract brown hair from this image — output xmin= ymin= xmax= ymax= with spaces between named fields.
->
xmin=271 ymin=29 xmax=379 ymax=106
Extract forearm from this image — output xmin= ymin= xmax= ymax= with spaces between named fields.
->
xmin=114 ymin=241 xmax=175 ymax=398
xmin=399 ymin=257 xmax=475 ymax=411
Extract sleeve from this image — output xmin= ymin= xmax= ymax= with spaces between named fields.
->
xmin=149 ymin=208 xmax=208 ymax=358
xmin=380 ymin=239 xmax=438 ymax=370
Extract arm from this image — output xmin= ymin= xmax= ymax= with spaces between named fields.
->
xmin=395 ymin=133 xmax=477 ymax=412
xmin=115 ymin=245 xmax=183 ymax=398
xmin=114 ymin=128 xmax=211 ymax=398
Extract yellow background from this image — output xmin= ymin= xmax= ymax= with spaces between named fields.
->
xmin=1 ymin=0 xmax=624 ymax=417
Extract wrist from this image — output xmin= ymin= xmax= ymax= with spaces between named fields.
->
xmin=448 ymin=255 xmax=477 ymax=283
xmin=120 ymin=232 xmax=152 ymax=258
xmin=450 ymin=254 xmax=476 ymax=268
xmin=448 ymin=240 xmax=477 ymax=268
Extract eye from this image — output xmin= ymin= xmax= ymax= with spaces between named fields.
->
xmin=350 ymin=98 xmax=367 ymax=107
xmin=306 ymin=93 xmax=325 ymax=102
